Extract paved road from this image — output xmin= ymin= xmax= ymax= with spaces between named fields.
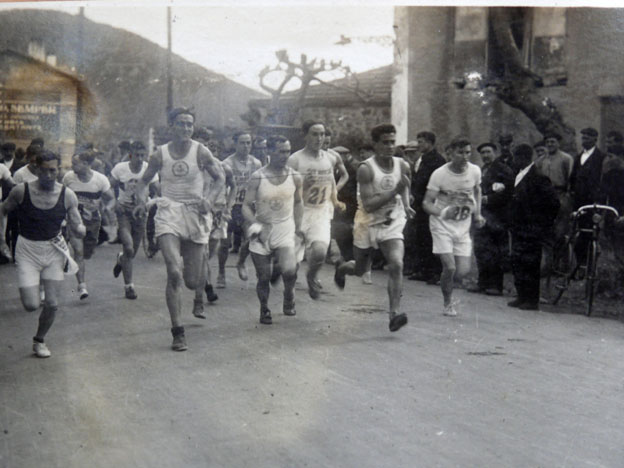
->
xmin=1 ymin=243 xmax=623 ymax=467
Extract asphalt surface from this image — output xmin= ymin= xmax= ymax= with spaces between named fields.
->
xmin=1 ymin=243 xmax=623 ymax=468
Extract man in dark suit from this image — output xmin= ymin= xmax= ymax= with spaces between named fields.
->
xmin=508 ymin=144 xmax=560 ymax=310
xmin=468 ymin=143 xmax=514 ymax=295
xmin=407 ymin=131 xmax=445 ymax=282
xmin=570 ymin=127 xmax=607 ymax=265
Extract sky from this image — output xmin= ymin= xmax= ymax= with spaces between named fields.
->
xmin=0 ymin=1 xmax=396 ymax=93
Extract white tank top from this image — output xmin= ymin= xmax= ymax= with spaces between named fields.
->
xmin=355 ymin=156 xmax=404 ymax=226
xmin=255 ymin=167 xmax=296 ymax=224
xmin=292 ymin=149 xmax=335 ymax=210
xmin=160 ymin=140 xmax=203 ymax=203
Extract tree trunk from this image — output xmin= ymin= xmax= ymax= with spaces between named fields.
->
xmin=489 ymin=8 xmax=576 ymax=153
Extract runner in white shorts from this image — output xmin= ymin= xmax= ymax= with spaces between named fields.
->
xmin=133 ymin=107 xmax=224 ymax=351
xmin=423 ymin=137 xmax=485 ymax=317
xmin=243 ymin=135 xmax=303 ymax=324
xmin=191 ymin=129 xmax=236 ymax=318
xmin=334 ymin=124 xmax=414 ymax=332
xmin=0 ymin=150 xmax=85 ymax=358
xmin=287 ymin=121 xmax=348 ymax=299
xmin=63 ymin=151 xmax=116 ymax=300
xmin=110 ymin=141 xmax=158 ymax=300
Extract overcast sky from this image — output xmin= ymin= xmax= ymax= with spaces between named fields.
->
xmin=0 ymin=1 xmax=395 ymax=93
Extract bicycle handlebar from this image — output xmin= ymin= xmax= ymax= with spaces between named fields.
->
xmin=574 ymin=204 xmax=619 ymax=218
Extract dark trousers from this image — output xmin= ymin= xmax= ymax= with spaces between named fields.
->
xmin=510 ymin=232 xmax=542 ymax=305
xmin=412 ymin=209 xmax=441 ymax=278
xmin=473 ymin=224 xmax=508 ymax=291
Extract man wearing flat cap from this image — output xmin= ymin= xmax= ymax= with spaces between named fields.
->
xmin=407 ymin=131 xmax=445 ymax=282
xmin=498 ymin=133 xmax=515 ymax=171
xmin=535 ymin=131 xmax=574 ymax=274
xmin=570 ymin=127 xmax=607 ymax=265
xmin=468 ymin=142 xmax=514 ymax=295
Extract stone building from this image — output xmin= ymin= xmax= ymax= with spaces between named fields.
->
xmin=392 ymin=7 xmax=624 ymax=150
xmin=0 ymin=49 xmax=94 ymax=164
xmin=249 ymin=65 xmax=392 ymax=149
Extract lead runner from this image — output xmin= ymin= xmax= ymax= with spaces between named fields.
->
xmin=133 ymin=107 xmax=224 ymax=351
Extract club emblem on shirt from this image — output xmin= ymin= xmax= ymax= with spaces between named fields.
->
xmin=269 ymin=199 xmax=284 ymax=211
xmin=380 ymin=175 xmax=395 ymax=190
xmin=172 ymin=161 xmax=189 ymax=176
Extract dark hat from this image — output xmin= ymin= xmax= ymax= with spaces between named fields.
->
xmin=498 ymin=133 xmax=513 ymax=144
xmin=477 ymin=142 xmax=497 ymax=153
xmin=580 ymin=127 xmax=598 ymax=137
xmin=542 ymin=131 xmax=562 ymax=141
xmin=1 ymin=142 xmax=16 ymax=151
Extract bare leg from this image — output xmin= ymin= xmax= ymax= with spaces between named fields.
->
xmin=378 ymin=239 xmax=404 ymax=316
xmin=276 ymin=245 xmax=298 ymax=314
xmin=306 ymin=241 xmax=328 ymax=299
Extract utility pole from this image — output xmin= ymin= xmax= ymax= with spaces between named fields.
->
xmin=75 ymin=6 xmax=85 ymax=148
xmin=166 ymin=6 xmax=173 ymax=115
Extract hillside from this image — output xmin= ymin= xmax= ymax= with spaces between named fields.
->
xmin=0 ymin=9 xmax=264 ymax=145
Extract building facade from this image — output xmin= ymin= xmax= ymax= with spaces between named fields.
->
xmin=392 ymin=7 xmax=624 ymax=150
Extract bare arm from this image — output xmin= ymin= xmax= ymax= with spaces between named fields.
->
xmin=399 ymin=160 xmax=415 ymax=219
xmin=359 ymin=163 xmax=408 ymax=213
xmin=135 ymin=150 xmax=162 ymax=205
xmin=241 ymin=172 xmax=261 ymax=226
xmin=422 ymin=188 xmax=442 ymax=217
xmin=0 ymin=184 xmax=24 ymax=244
xmin=223 ymin=165 xmax=237 ymax=218
xmin=333 ymin=153 xmax=349 ymax=192
xmin=199 ymin=145 xmax=225 ymax=207
xmin=293 ymin=172 xmax=304 ymax=233
xmin=64 ymin=188 xmax=86 ymax=238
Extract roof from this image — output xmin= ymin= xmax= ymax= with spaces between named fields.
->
xmin=0 ymin=49 xmax=84 ymax=83
xmin=253 ymin=64 xmax=393 ymax=108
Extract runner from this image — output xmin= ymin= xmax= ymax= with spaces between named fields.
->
xmin=333 ymin=124 xmax=414 ymax=331
xmin=133 ymin=107 xmax=224 ymax=351
xmin=218 ymin=131 xmax=262 ymax=287
xmin=63 ymin=150 xmax=115 ymax=300
xmin=0 ymin=156 xmax=15 ymax=263
xmin=0 ymin=150 xmax=85 ymax=358
xmin=422 ymin=137 xmax=485 ymax=316
xmin=110 ymin=141 xmax=158 ymax=299
xmin=242 ymin=135 xmax=303 ymax=324
xmin=287 ymin=121 xmax=348 ymax=299
xmin=191 ymin=129 xmax=235 ymax=318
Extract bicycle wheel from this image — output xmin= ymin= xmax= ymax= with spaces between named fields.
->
xmin=584 ymin=240 xmax=598 ymax=316
xmin=550 ymin=237 xmax=576 ymax=305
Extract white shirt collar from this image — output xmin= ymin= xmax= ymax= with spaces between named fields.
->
xmin=514 ymin=162 xmax=534 ymax=187
xmin=580 ymin=146 xmax=595 ymax=165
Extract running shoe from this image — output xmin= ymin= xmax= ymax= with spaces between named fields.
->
xmin=113 ymin=252 xmax=123 ymax=278
xmin=389 ymin=313 xmax=408 ymax=332
xmin=333 ymin=261 xmax=346 ymax=290
xmin=33 ymin=341 xmax=51 ymax=358
xmin=237 ymin=263 xmax=248 ymax=281
xmin=205 ymin=284 xmax=218 ymax=303
xmin=192 ymin=299 xmax=206 ymax=319
xmin=260 ymin=308 xmax=272 ymax=324
xmin=283 ymin=301 xmax=296 ymax=316
xmin=216 ymin=273 xmax=226 ymax=289
xmin=171 ymin=334 xmax=188 ymax=351
xmin=362 ymin=271 xmax=372 ymax=285
xmin=307 ymin=274 xmax=321 ymax=300
xmin=125 ymin=286 xmax=137 ymax=300
xmin=443 ymin=302 xmax=458 ymax=317
xmin=78 ymin=284 xmax=89 ymax=300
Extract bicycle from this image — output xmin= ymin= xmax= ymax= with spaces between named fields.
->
xmin=549 ymin=204 xmax=619 ymax=316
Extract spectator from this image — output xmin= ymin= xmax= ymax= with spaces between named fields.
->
xmin=468 ymin=142 xmax=514 ymax=296
xmin=498 ymin=133 xmax=514 ymax=170
xmin=507 ymin=144 xmax=559 ymax=310
xmin=408 ymin=131 xmax=445 ymax=282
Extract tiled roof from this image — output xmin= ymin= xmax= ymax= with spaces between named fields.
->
xmin=255 ymin=64 xmax=393 ymax=107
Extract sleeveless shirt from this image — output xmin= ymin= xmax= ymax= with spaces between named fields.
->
xmin=255 ymin=167 xmax=296 ymax=224
xmin=355 ymin=157 xmax=404 ymax=226
xmin=160 ymin=140 xmax=203 ymax=203
xmin=17 ymin=183 xmax=67 ymax=241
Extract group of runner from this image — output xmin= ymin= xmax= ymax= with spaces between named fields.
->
xmin=1 ymin=108 xmax=487 ymax=356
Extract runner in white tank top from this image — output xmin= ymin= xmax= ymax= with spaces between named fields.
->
xmin=133 ymin=108 xmax=225 ymax=352
xmin=334 ymin=124 xmax=415 ymax=332
xmin=287 ymin=121 xmax=348 ymax=300
xmin=243 ymin=136 xmax=303 ymax=324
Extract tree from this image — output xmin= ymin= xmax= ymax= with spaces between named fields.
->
xmin=242 ymin=49 xmax=375 ymax=128
xmin=455 ymin=8 xmax=576 ymax=153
